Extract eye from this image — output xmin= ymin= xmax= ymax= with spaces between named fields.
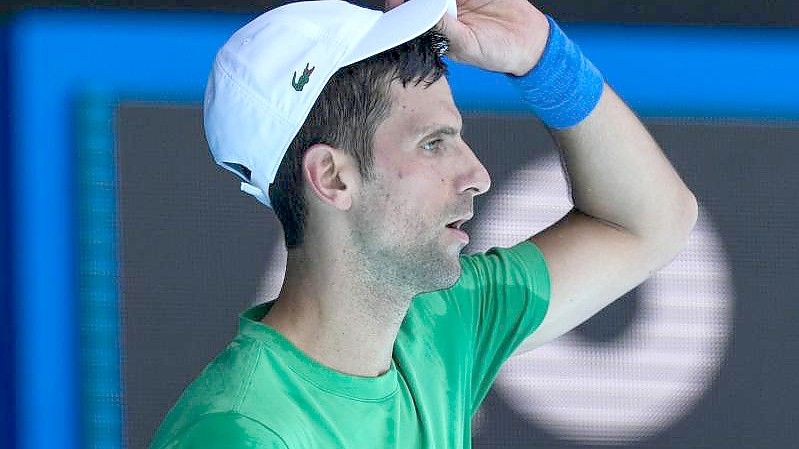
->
xmin=422 ymin=139 xmax=443 ymax=153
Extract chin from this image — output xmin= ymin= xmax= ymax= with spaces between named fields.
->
xmin=442 ymin=269 xmax=462 ymax=290
xmin=423 ymin=259 xmax=462 ymax=293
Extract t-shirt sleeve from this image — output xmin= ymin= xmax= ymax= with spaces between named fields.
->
xmin=454 ymin=239 xmax=550 ymax=413
xmin=157 ymin=412 xmax=289 ymax=449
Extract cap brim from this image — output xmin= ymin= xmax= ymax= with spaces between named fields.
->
xmin=341 ymin=0 xmax=453 ymax=67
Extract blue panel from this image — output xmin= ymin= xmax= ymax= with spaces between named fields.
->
xmin=0 ymin=18 xmax=17 ymax=449
xmin=10 ymin=9 xmax=799 ymax=449
xmin=10 ymin=10 xmax=253 ymax=449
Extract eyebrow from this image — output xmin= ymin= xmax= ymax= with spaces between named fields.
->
xmin=415 ymin=124 xmax=464 ymax=140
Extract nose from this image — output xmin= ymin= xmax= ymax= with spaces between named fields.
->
xmin=457 ymin=142 xmax=491 ymax=197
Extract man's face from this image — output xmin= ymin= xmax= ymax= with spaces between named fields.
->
xmin=348 ymin=75 xmax=491 ymax=294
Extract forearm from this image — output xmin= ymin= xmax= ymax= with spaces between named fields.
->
xmin=550 ymin=83 xmax=698 ymax=245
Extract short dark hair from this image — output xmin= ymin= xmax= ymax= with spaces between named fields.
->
xmin=268 ymin=29 xmax=449 ymax=249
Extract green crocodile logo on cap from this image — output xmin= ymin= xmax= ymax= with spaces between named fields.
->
xmin=292 ymin=63 xmax=315 ymax=91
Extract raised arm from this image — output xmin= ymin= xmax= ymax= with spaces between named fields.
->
xmin=519 ymin=82 xmax=697 ymax=352
xmin=432 ymin=0 xmax=698 ymax=353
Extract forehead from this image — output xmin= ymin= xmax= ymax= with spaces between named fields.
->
xmin=383 ymin=76 xmax=462 ymax=137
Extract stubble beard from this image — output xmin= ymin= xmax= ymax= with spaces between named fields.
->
xmin=349 ymin=185 xmax=462 ymax=298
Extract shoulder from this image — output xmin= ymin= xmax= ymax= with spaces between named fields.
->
xmin=407 ymin=240 xmax=550 ymax=337
xmin=150 ymin=337 xmax=273 ymax=448
xmin=456 ymin=239 xmax=550 ymax=296
xmin=153 ymin=412 xmax=289 ymax=449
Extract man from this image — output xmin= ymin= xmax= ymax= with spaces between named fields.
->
xmin=150 ymin=0 xmax=697 ymax=447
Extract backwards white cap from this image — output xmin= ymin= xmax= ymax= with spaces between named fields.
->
xmin=204 ymin=0 xmax=457 ymax=207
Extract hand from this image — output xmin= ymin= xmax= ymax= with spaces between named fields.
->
xmin=386 ymin=0 xmax=550 ymax=76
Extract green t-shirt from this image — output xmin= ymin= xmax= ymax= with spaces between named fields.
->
xmin=149 ymin=240 xmax=550 ymax=449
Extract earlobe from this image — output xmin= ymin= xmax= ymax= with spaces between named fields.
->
xmin=302 ymin=144 xmax=353 ymax=211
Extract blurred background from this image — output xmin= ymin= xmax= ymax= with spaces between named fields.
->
xmin=1 ymin=1 xmax=798 ymax=449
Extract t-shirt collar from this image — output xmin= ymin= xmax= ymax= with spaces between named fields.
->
xmin=238 ymin=302 xmax=400 ymax=401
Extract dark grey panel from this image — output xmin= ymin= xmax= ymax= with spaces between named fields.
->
xmin=465 ymin=116 xmax=799 ymax=448
xmin=116 ymin=104 xmax=282 ymax=449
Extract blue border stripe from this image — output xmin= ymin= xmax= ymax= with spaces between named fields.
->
xmin=77 ymin=92 xmax=124 ymax=449
xmin=447 ymin=23 xmax=799 ymax=120
xmin=11 ymin=9 xmax=799 ymax=449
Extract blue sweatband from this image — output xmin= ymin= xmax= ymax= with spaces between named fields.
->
xmin=508 ymin=15 xmax=604 ymax=129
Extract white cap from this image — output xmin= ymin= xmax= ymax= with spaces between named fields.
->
xmin=204 ymin=0 xmax=457 ymax=207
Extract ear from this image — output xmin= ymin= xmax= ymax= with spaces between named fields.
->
xmin=302 ymin=143 xmax=356 ymax=211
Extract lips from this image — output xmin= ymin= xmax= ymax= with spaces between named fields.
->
xmin=445 ymin=214 xmax=472 ymax=244
xmin=446 ymin=226 xmax=470 ymax=244
xmin=445 ymin=214 xmax=473 ymax=230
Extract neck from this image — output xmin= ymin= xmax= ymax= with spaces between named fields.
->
xmin=261 ymin=243 xmax=415 ymax=377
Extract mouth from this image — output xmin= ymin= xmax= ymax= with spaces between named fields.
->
xmin=445 ymin=215 xmax=472 ymax=244
xmin=445 ymin=214 xmax=473 ymax=230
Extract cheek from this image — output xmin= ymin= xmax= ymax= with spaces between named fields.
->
xmin=374 ymin=165 xmax=450 ymax=228
xmin=398 ymin=180 xmax=446 ymax=223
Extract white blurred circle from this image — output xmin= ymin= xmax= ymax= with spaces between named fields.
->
xmin=469 ymin=155 xmax=734 ymax=444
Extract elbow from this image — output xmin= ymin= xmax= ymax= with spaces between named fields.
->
xmin=642 ymin=187 xmax=699 ymax=267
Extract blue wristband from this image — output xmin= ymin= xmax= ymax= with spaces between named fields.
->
xmin=507 ymin=15 xmax=604 ymax=129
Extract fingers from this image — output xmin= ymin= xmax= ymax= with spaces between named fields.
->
xmin=435 ymin=12 xmax=466 ymax=45
xmin=385 ymin=0 xmax=404 ymax=11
